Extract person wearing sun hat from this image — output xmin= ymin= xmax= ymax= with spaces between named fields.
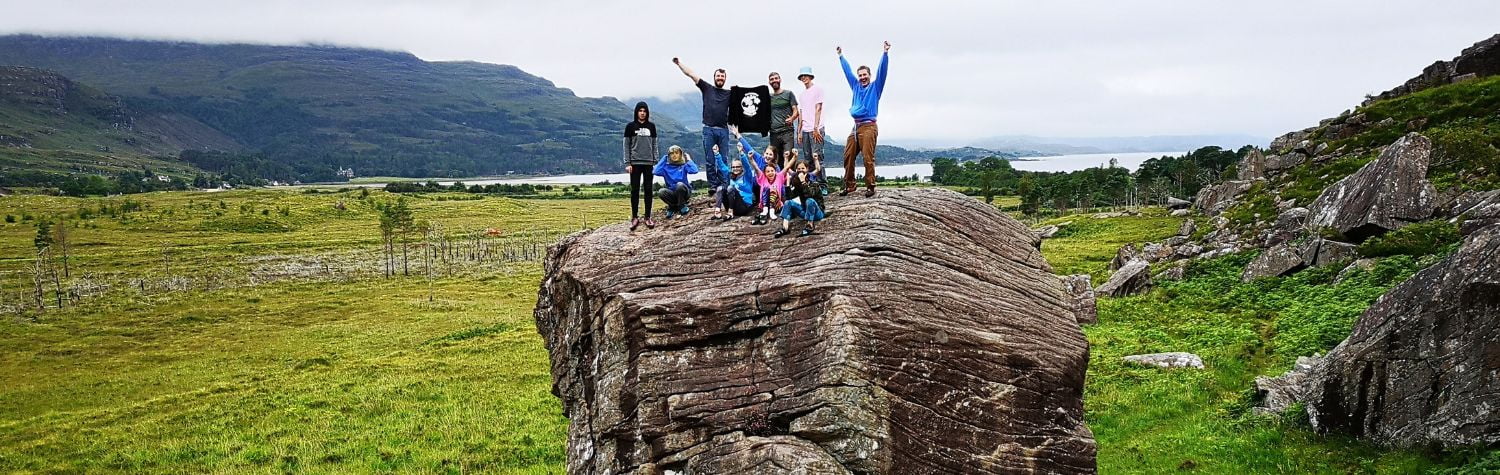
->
xmin=794 ymin=65 xmax=825 ymax=184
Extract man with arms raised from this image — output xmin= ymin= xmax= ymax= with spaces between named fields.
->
xmin=837 ymin=41 xmax=891 ymax=197
xmin=674 ymin=57 xmax=735 ymax=194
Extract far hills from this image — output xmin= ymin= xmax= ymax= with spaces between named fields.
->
xmin=0 ymin=35 xmax=1050 ymax=188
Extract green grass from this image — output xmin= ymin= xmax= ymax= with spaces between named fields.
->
xmin=0 ymin=270 xmax=566 ymax=473
xmin=1036 ymin=208 xmax=1498 ymax=473
xmin=0 ymin=190 xmax=627 ymax=473
xmin=4 ymin=191 xmax=1497 ymax=473
xmin=1037 ymin=208 xmax=1185 ymax=282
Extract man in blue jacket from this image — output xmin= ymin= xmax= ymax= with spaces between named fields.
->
xmin=838 ymin=41 xmax=890 ymax=198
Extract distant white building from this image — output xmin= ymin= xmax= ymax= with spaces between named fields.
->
xmin=156 ymin=175 xmax=170 ymax=182
xmin=337 ymin=167 xmax=356 ymax=179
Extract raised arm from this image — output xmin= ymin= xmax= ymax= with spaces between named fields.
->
xmin=652 ymin=155 xmax=669 ymax=177
xmin=673 ymin=57 xmax=701 ymax=85
xmin=874 ymin=42 xmax=891 ymax=96
xmin=838 ymin=48 xmax=858 ymax=90
xmin=714 ymin=151 xmax=730 ymax=179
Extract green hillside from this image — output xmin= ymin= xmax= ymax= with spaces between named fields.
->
xmin=0 ymin=35 xmax=691 ymax=180
xmin=0 ymin=66 xmax=203 ymax=188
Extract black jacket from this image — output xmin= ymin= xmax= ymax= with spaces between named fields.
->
xmin=623 ymin=101 xmax=659 ymax=166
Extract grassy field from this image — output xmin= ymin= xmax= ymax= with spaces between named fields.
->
xmin=2 ymin=190 xmax=1494 ymax=473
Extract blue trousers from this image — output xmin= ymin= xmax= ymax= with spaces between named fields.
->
xmin=701 ymin=126 xmax=734 ymax=192
xmin=780 ymin=198 xmax=825 ymax=222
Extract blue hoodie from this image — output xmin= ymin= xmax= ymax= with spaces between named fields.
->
xmin=653 ymin=154 xmax=699 ymax=192
xmin=717 ymin=145 xmax=759 ymax=205
xmin=841 ymin=52 xmax=889 ymax=122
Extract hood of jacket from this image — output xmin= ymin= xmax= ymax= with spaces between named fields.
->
xmin=624 ymin=101 xmax=656 ymax=137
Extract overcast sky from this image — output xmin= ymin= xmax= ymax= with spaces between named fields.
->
xmin=3 ymin=1 xmax=1497 ymax=145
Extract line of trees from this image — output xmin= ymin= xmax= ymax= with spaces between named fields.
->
xmin=931 ymin=145 xmax=1252 ymax=213
xmin=382 ymin=181 xmax=558 ymax=195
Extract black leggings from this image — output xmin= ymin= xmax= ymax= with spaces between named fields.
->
xmin=629 ymin=168 xmax=653 ymax=218
xmin=716 ymin=187 xmax=755 ymax=216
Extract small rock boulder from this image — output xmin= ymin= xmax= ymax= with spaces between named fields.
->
xmin=1140 ymin=242 xmax=1175 ymax=263
xmin=1097 ymin=260 xmax=1153 ymax=297
xmin=1108 ymin=243 xmax=1139 ymax=271
xmin=1034 ymin=225 xmax=1061 ymax=239
xmin=1165 ymin=197 xmax=1191 ymax=209
xmin=1252 ymin=356 xmax=1322 ymax=416
xmin=1194 ymin=180 xmax=1253 ymax=215
xmin=1237 ymin=149 xmax=1267 ymax=180
xmin=1241 ymin=243 xmax=1308 ymax=282
xmin=1062 ymin=274 xmax=1098 ymax=324
xmin=1170 ymin=209 xmax=1192 ymax=217
xmin=1264 ymin=153 xmax=1308 ymax=174
xmin=1155 ymin=260 xmax=1190 ymax=281
xmin=1123 ymin=352 xmax=1205 ymax=369
xmin=1306 ymin=133 xmax=1437 ymax=242
xmin=1177 ymin=219 xmax=1196 ymax=237
xmin=1262 ymin=207 xmax=1309 ymax=247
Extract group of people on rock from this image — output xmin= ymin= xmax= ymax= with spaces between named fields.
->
xmin=622 ymin=42 xmax=891 ymax=237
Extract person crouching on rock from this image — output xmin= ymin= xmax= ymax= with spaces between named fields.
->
xmin=776 ymin=160 xmax=825 ymax=237
xmin=653 ymin=145 xmax=699 ymax=219
xmin=712 ymin=143 xmax=757 ymax=220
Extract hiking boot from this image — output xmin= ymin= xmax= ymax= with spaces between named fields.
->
xmin=838 ymin=188 xmax=855 ymax=197
xmin=773 ymin=228 xmax=790 ymax=238
xmin=799 ymin=227 xmax=815 ymax=237
xmin=664 ymin=210 xmax=676 ymax=220
xmin=645 ymin=218 xmax=657 ymax=229
xmin=863 ymin=188 xmax=876 ymax=198
xmin=629 ymin=218 xmax=641 ymax=231
xmin=680 ymin=205 xmax=691 ymax=215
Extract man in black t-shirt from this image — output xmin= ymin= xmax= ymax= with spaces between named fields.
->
xmin=674 ymin=57 xmax=735 ymax=193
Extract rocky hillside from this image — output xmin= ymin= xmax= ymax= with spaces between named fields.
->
xmin=1085 ymin=33 xmax=1500 ymax=453
xmin=0 ymin=35 xmax=693 ymax=179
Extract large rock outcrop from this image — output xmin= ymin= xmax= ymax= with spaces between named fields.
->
xmin=1296 ymin=222 xmax=1500 ymax=448
xmin=1364 ymin=33 xmax=1500 ymax=105
xmin=534 ymin=188 xmax=1096 ymax=474
xmin=1306 ymin=133 xmax=1436 ymax=242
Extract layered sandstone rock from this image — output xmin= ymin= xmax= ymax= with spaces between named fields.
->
xmin=535 ymin=188 xmax=1096 ymax=474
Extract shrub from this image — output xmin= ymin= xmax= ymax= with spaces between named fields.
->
xmin=1356 ymin=220 xmax=1461 ymax=258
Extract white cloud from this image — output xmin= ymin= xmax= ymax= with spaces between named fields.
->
xmin=1 ymin=0 xmax=1496 ymax=145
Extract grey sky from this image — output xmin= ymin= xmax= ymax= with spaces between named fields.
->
xmin=3 ymin=0 xmax=1497 ymax=145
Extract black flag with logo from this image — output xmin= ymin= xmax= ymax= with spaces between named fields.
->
xmin=729 ymin=85 xmax=773 ymax=136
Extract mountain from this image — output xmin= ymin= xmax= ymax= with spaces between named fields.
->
xmin=0 ymin=66 xmax=208 ymax=183
xmin=0 ymin=35 xmax=692 ymax=180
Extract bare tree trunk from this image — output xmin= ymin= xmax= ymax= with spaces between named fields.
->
xmin=32 ymin=253 xmax=46 ymax=311
xmin=401 ymin=232 xmax=409 ymax=276
xmin=56 ymin=217 xmax=71 ymax=278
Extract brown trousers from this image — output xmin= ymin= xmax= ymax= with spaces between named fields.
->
xmin=843 ymin=122 xmax=878 ymax=190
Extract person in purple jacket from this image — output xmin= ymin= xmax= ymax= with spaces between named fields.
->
xmin=837 ymin=41 xmax=891 ymax=198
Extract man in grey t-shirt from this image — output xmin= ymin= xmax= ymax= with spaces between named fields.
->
xmin=767 ymin=71 xmax=799 ymax=169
